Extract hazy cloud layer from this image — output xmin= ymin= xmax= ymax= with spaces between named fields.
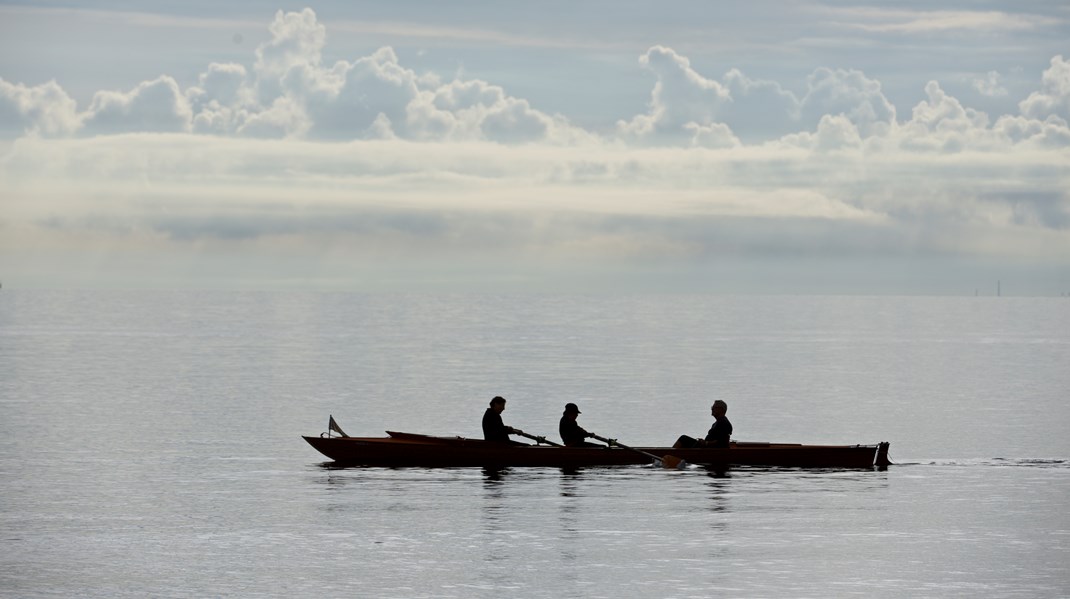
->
xmin=1 ymin=7 xmax=1068 ymax=292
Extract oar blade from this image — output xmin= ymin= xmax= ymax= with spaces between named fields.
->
xmin=660 ymin=454 xmax=687 ymax=469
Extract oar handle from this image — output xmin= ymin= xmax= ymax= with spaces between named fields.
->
xmin=512 ymin=429 xmax=564 ymax=447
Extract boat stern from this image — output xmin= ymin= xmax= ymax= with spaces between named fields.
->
xmin=875 ymin=441 xmax=892 ymax=469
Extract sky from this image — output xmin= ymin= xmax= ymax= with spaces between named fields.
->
xmin=1 ymin=1 xmax=1068 ymax=294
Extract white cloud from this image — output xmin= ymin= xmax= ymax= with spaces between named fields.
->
xmin=0 ymin=78 xmax=81 ymax=136
xmin=364 ymin=113 xmax=397 ymax=140
xmin=1019 ymin=55 xmax=1070 ymax=121
xmin=304 ymin=46 xmax=424 ymax=140
xmin=236 ymin=96 xmax=310 ymax=138
xmin=617 ymin=45 xmax=731 ymax=143
xmin=0 ymin=8 xmax=1060 ymax=154
xmin=160 ymin=10 xmax=588 ymax=144
xmin=992 ymin=114 xmax=1070 ymax=148
xmin=972 ymin=71 xmax=1008 ymax=98
xmin=408 ymin=78 xmax=591 ymax=143
xmin=779 ymin=114 xmax=863 ymax=152
xmin=187 ymin=63 xmax=252 ymax=135
xmin=194 ymin=63 xmax=249 ymax=107
xmin=799 ymin=67 xmax=896 ymax=138
xmin=720 ymin=69 xmax=799 ymax=142
xmin=253 ymin=8 xmax=328 ymax=99
xmin=877 ymin=90 xmax=1070 ymax=153
xmin=827 ymin=7 xmax=1062 ymax=34
xmin=81 ymin=76 xmax=193 ymax=135
xmin=897 ymin=81 xmax=990 ymax=152
xmin=685 ymin=122 xmax=741 ymax=149
xmin=617 ymin=47 xmax=897 ymax=144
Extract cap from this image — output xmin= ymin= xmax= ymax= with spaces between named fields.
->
xmin=564 ymin=402 xmax=581 ymax=414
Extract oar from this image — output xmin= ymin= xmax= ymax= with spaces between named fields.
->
xmin=512 ymin=429 xmax=564 ymax=447
xmin=590 ymin=434 xmax=686 ymax=469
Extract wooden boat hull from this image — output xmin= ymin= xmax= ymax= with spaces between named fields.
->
xmin=303 ymin=432 xmax=891 ymax=469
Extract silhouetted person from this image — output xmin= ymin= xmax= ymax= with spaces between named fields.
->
xmin=482 ymin=396 xmax=525 ymax=444
xmin=674 ymin=400 xmax=733 ymax=448
xmin=559 ymin=403 xmax=604 ymax=447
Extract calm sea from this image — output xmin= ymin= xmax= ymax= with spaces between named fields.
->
xmin=1 ymin=291 xmax=1068 ymax=598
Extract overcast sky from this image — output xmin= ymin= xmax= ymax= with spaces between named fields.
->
xmin=1 ymin=1 xmax=1068 ymax=293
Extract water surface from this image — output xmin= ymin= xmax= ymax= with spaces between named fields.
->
xmin=1 ymin=291 xmax=1067 ymax=597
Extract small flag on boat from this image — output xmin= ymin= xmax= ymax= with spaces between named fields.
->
xmin=328 ymin=415 xmax=348 ymax=438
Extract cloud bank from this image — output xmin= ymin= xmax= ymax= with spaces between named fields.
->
xmin=1 ymin=8 xmax=1068 ymax=292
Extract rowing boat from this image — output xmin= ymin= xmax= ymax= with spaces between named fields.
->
xmin=303 ymin=430 xmax=891 ymax=469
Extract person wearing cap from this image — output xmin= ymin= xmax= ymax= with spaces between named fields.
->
xmin=674 ymin=399 xmax=733 ymax=448
xmin=482 ymin=396 xmax=525 ymax=444
xmin=559 ymin=403 xmax=604 ymax=447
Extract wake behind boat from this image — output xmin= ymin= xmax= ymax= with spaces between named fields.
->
xmin=303 ymin=421 xmax=891 ymax=470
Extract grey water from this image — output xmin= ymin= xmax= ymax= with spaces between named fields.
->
xmin=1 ymin=291 xmax=1068 ymax=598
